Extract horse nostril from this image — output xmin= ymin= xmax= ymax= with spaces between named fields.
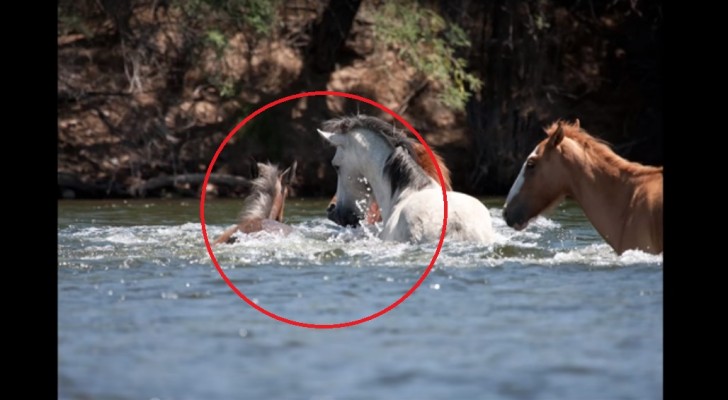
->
xmin=326 ymin=203 xmax=336 ymax=213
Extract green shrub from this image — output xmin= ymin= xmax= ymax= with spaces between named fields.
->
xmin=373 ymin=1 xmax=482 ymax=111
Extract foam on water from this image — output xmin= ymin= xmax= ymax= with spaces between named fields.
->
xmin=59 ymin=208 xmax=662 ymax=271
xmin=58 ymin=199 xmax=663 ymax=400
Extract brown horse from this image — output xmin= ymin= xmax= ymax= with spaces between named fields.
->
xmin=326 ymin=140 xmax=452 ymax=226
xmin=213 ymin=161 xmax=297 ymax=245
xmin=503 ymin=120 xmax=663 ymax=255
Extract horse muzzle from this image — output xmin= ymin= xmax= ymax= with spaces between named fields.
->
xmin=327 ymin=204 xmax=361 ymax=227
xmin=503 ymin=206 xmax=529 ymax=231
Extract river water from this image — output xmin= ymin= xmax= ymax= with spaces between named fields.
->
xmin=58 ymin=198 xmax=662 ymax=400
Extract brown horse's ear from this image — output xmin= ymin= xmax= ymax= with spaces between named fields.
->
xmin=280 ymin=161 xmax=297 ymax=187
xmin=549 ymin=123 xmax=564 ymax=147
xmin=573 ymin=118 xmax=580 ymax=129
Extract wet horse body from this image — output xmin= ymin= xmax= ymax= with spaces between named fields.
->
xmin=503 ymin=120 xmax=662 ymax=255
xmin=213 ymin=162 xmax=296 ymax=245
xmin=319 ymin=115 xmax=494 ymax=244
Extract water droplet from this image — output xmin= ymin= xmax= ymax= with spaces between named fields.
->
xmin=107 ymin=290 xmax=114 ymax=296
xmin=323 ymin=275 xmax=329 ymax=281
xmin=185 ymin=282 xmax=191 ymax=288
xmin=429 ymin=283 xmax=441 ymax=290
xmin=238 ymin=328 xmax=249 ymax=338
xmin=385 ymin=277 xmax=394 ymax=282
xmin=120 ymin=279 xmax=125 ymax=284
xmin=252 ymin=298 xmax=259 ymax=304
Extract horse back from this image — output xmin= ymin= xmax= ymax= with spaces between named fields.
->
xmin=386 ymin=189 xmax=494 ymax=244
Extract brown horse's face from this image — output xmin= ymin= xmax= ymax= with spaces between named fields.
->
xmin=504 ymin=126 xmax=569 ymax=230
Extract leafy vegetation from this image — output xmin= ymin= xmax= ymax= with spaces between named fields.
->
xmin=180 ymin=0 xmax=279 ymax=35
xmin=373 ymin=1 xmax=482 ymax=111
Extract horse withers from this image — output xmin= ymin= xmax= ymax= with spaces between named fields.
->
xmin=319 ymin=115 xmax=494 ymax=244
xmin=213 ymin=161 xmax=297 ymax=245
xmin=503 ymin=120 xmax=663 ymax=255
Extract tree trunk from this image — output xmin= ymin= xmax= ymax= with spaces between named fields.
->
xmin=310 ymin=0 xmax=363 ymax=73
xmin=466 ymin=0 xmax=551 ymax=194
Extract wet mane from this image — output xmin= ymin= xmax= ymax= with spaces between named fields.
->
xmin=322 ymin=115 xmax=416 ymax=156
xmin=239 ymin=163 xmax=281 ymax=222
xmin=323 ymin=115 xmax=436 ymax=193
xmin=545 ymin=120 xmax=663 ymax=176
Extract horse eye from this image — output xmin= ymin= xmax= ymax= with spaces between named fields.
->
xmin=526 ymin=159 xmax=535 ymax=169
xmin=333 ymin=165 xmax=340 ymax=173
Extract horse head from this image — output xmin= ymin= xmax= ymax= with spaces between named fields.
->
xmin=503 ymin=120 xmax=574 ymax=230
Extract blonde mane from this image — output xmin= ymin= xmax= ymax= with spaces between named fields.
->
xmin=239 ymin=163 xmax=281 ymax=222
xmin=544 ymin=120 xmax=662 ymax=176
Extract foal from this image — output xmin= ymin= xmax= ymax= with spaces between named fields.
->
xmin=213 ymin=161 xmax=297 ymax=245
xmin=503 ymin=120 xmax=663 ymax=255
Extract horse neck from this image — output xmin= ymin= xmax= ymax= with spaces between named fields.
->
xmin=358 ymin=146 xmax=397 ymax=221
xmin=564 ymin=144 xmax=654 ymax=252
xmin=352 ymin=130 xmax=437 ymax=221
xmin=350 ymin=131 xmax=400 ymax=220
xmin=240 ymin=187 xmax=278 ymax=224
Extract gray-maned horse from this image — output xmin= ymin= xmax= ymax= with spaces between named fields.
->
xmin=318 ymin=115 xmax=494 ymax=244
xmin=325 ymin=138 xmax=453 ymax=227
xmin=213 ymin=161 xmax=297 ymax=245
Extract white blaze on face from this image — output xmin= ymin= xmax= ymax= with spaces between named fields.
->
xmin=505 ymin=147 xmax=539 ymax=206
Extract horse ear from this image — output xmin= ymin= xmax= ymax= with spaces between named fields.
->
xmin=318 ymin=129 xmax=345 ymax=146
xmin=549 ymin=123 xmax=564 ymax=147
xmin=574 ymin=118 xmax=580 ymax=129
xmin=254 ymin=162 xmax=268 ymax=178
xmin=280 ymin=161 xmax=297 ymax=187
xmin=249 ymin=161 xmax=260 ymax=178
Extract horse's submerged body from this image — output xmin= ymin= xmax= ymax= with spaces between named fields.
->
xmin=213 ymin=161 xmax=296 ymax=245
xmin=503 ymin=120 xmax=663 ymax=255
xmin=319 ymin=115 xmax=494 ymax=244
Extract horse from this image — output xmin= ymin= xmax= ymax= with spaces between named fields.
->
xmin=213 ymin=161 xmax=297 ymax=245
xmin=503 ymin=120 xmax=663 ymax=255
xmin=318 ymin=115 xmax=495 ymax=244
xmin=326 ymin=139 xmax=453 ymax=227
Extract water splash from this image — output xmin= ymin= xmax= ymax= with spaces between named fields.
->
xmin=59 ymin=209 xmax=661 ymax=271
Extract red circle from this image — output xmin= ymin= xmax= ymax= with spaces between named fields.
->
xmin=199 ymin=91 xmax=448 ymax=329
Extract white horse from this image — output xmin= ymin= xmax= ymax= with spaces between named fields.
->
xmin=318 ymin=115 xmax=495 ymax=244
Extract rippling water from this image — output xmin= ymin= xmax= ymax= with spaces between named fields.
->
xmin=58 ymin=198 xmax=663 ymax=400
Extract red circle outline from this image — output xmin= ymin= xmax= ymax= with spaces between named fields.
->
xmin=199 ymin=91 xmax=448 ymax=329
